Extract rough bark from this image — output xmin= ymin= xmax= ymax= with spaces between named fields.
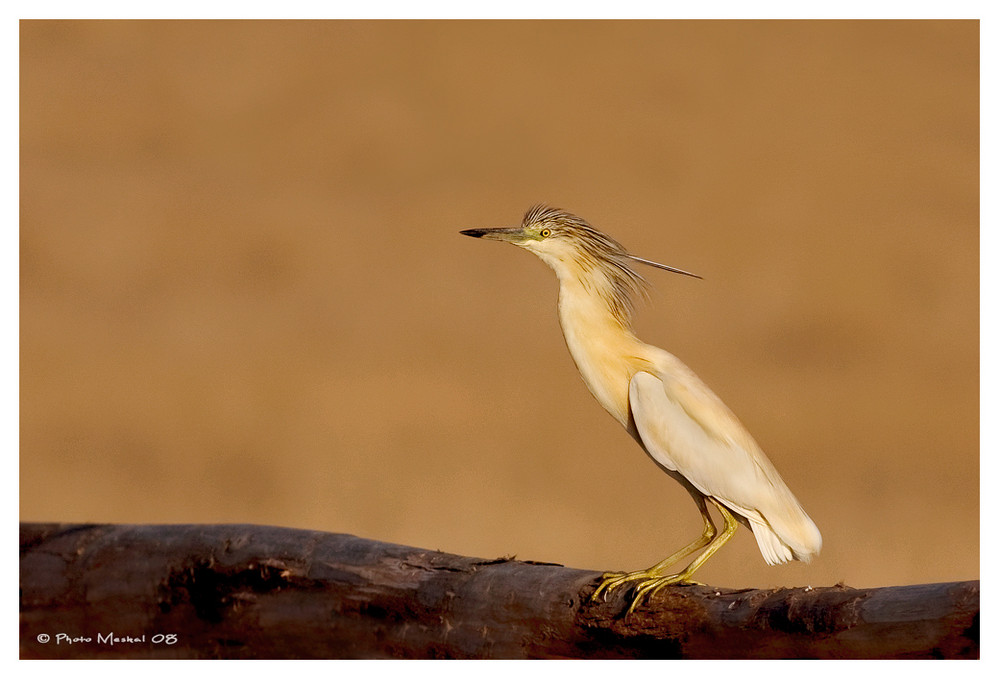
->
xmin=19 ymin=522 xmax=979 ymax=659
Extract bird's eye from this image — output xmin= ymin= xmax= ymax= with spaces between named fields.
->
xmin=540 ymin=228 xmax=551 ymax=238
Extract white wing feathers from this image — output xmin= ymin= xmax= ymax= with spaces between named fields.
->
xmin=628 ymin=367 xmax=822 ymax=565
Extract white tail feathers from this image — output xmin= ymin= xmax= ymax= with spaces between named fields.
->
xmin=748 ymin=513 xmax=822 ymax=566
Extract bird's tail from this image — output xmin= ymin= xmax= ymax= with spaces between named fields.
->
xmin=748 ymin=507 xmax=822 ymax=565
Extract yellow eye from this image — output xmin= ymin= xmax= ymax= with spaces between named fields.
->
xmin=540 ymin=228 xmax=551 ymax=238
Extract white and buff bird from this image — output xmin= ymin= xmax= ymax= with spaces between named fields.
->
xmin=461 ymin=205 xmax=821 ymax=613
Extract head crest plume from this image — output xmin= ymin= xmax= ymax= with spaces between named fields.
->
xmin=521 ymin=205 xmax=653 ymax=325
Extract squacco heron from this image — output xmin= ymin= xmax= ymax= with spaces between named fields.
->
xmin=461 ymin=205 xmax=821 ymax=613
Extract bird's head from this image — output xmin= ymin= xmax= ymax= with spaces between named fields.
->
xmin=461 ymin=204 xmax=699 ymax=279
xmin=461 ymin=205 xmax=699 ymax=324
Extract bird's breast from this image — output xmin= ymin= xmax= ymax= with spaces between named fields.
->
xmin=556 ymin=290 xmax=647 ymax=427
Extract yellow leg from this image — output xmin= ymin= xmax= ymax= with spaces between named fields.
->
xmin=591 ymin=496 xmax=716 ymax=603
xmin=591 ymin=498 xmax=741 ymax=615
xmin=625 ymin=499 xmax=739 ymax=614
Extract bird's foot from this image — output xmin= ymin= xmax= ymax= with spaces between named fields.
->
xmin=625 ymin=573 xmax=702 ymax=615
xmin=592 ymin=569 xmax=703 ymax=614
xmin=591 ymin=568 xmax=696 ymax=600
xmin=591 ymin=569 xmax=649 ymax=602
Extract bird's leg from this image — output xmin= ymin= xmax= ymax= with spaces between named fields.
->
xmin=624 ymin=499 xmax=740 ymax=615
xmin=590 ymin=497 xmax=716 ymax=603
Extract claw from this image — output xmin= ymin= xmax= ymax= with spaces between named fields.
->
xmin=591 ymin=568 xmax=651 ymax=603
xmin=625 ymin=572 xmax=701 ymax=615
xmin=590 ymin=571 xmax=627 ymax=602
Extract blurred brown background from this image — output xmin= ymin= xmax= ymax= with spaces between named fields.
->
xmin=20 ymin=20 xmax=978 ymax=588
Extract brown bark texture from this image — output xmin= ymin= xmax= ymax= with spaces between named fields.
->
xmin=20 ymin=522 xmax=979 ymax=659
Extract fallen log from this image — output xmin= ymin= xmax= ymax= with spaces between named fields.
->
xmin=19 ymin=522 xmax=979 ymax=659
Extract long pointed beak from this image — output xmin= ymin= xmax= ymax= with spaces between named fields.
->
xmin=460 ymin=226 xmax=526 ymax=242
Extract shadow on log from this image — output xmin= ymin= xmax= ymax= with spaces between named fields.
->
xmin=20 ymin=522 xmax=978 ymax=659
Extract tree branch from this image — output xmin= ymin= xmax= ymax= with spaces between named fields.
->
xmin=19 ymin=522 xmax=978 ymax=659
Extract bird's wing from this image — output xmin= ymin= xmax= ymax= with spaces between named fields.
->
xmin=628 ymin=366 xmax=821 ymax=563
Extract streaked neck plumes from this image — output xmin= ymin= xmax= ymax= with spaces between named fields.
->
xmin=517 ymin=206 xmax=661 ymax=426
xmin=519 ymin=205 xmax=649 ymax=328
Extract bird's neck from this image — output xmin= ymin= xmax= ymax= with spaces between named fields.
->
xmin=555 ymin=275 xmax=649 ymax=427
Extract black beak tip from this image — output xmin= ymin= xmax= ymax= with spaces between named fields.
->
xmin=460 ymin=228 xmax=485 ymax=238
